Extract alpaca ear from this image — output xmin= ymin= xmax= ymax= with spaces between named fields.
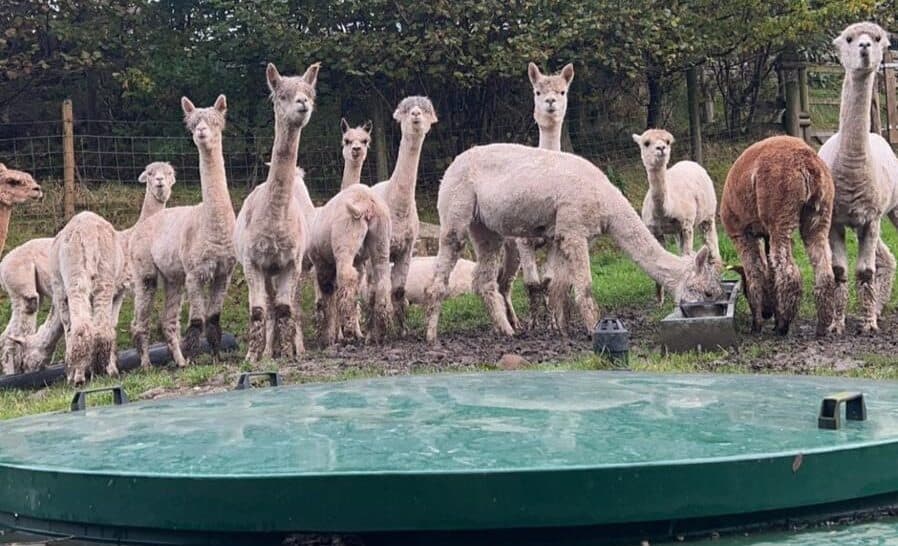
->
xmin=266 ymin=62 xmax=281 ymax=92
xmin=833 ymin=34 xmax=844 ymax=47
xmin=631 ymin=134 xmax=642 ymax=144
xmin=340 ymin=117 xmax=350 ymax=134
xmin=528 ymin=62 xmax=542 ymax=85
xmin=561 ymin=63 xmax=574 ymax=85
xmin=362 ymin=120 xmax=373 ymax=133
xmin=0 ymin=163 xmax=6 ymax=173
xmin=181 ymin=97 xmax=196 ymax=114
xmin=302 ymin=62 xmax=321 ymax=87
xmin=427 ymin=109 xmax=439 ymax=124
xmin=694 ymin=246 xmax=712 ymax=269
xmin=7 ymin=334 xmax=25 ymax=346
xmin=138 ymin=170 xmax=149 ymax=184
xmin=393 ymin=107 xmax=402 ymax=122
xmin=214 ymin=94 xmax=227 ymax=113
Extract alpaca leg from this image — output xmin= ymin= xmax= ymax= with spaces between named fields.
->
xmin=425 ymin=228 xmax=466 ymax=343
xmin=552 ymin=234 xmax=598 ymax=335
xmin=182 ymin=272 xmax=207 ymax=358
xmin=652 ymin=231 xmax=667 ymax=306
xmin=366 ymin=259 xmax=393 ymax=343
xmin=205 ymin=271 xmax=232 ymax=361
xmin=315 ymin=263 xmax=339 ymax=346
xmin=703 ymin=220 xmax=722 ymax=266
xmin=497 ymin=239 xmax=521 ymax=330
xmin=875 ymin=238 xmax=896 ymax=317
xmin=131 ymin=274 xmax=158 ymax=368
xmin=90 ymin=284 xmax=117 ymax=379
xmin=855 ymin=220 xmax=881 ymax=333
xmin=270 ymin=268 xmax=302 ymax=357
xmin=244 ymin=266 xmax=268 ymax=363
xmin=469 ymin=221 xmax=514 ymax=337
xmin=828 ymin=224 xmax=848 ymax=334
xmin=389 ymin=249 xmax=412 ymax=337
xmin=20 ymin=303 xmax=64 ymax=373
xmin=801 ymin=218 xmax=836 ymax=336
xmin=63 ymin=288 xmax=92 ymax=385
xmin=680 ymin=225 xmax=695 ymax=254
xmin=336 ymin=256 xmax=362 ymax=342
xmin=767 ymin=233 xmax=802 ymax=336
xmin=1 ymin=297 xmax=38 ymax=375
xmin=160 ymin=280 xmax=188 ymax=368
xmin=731 ymin=234 xmax=769 ymax=333
xmin=517 ymin=238 xmax=548 ymax=329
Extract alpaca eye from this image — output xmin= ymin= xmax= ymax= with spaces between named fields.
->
xmin=846 ymin=37 xmax=853 ymax=44
xmin=535 ymin=91 xmax=541 ymax=96
xmin=343 ymin=140 xmax=350 ymax=146
xmin=362 ymin=139 xmax=369 ymax=145
xmin=560 ymin=91 xmax=565 ymax=95
xmin=874 ymin=35 xmax=881 ymax=42
xmin=643 ymin=142 xmax=650 ymax=148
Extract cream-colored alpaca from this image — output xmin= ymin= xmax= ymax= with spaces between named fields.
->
xmin=425 ymin=143 xmax=723 ymax=342
xmin=308 ymin=185 xmax=392 ymax=345
xmin=130 ymin=95 xmax=236 ymax=368
xmin=634 ymin=129 xmax=720 ymax=304
xmin=0 ymin=164 xmax=43 ymax=255
xmin=340 ymin=118 xmax=371 ymax=189
xmin=819 ymin=22 xmax=898 ymax=333
xmin=235 ymin=62 xmax=319 ymax=362
xmin=371 ymin=96 xmax=437 ymax=334
xmin=405 ymin=257 xmax=475 ymax=305
xmin=51 ymin=212 xmax=124 ymax=384
xmin=1 ymin=162 xmax=174 ymax=375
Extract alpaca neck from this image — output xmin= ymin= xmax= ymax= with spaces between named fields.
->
xmin=267 ymin=116 xmax=302 ymax=219
xmin=646 ymin=164 xmax=668 ymax=219
xmin=538 ymin=120 xmax=562 ymax=152
xmin=341 ymin=159 xmax=364 ymax=190
xmin=605 ymin=201 xmax=688 ymax=297
xmin=837 ymin=70 xmax=875 ymax=172
xmin=0 ymin=204 xmax=11 ymax=256
xmin=386 ymin=132 xmax=424 ymax=215
xmin=197 ymin=137 xmax=234 ymax=236
xmin=138 ymin=192 xmax=166 ymax=222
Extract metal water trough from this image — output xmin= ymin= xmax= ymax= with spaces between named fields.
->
xmin=660 ymin=279 xmax=740 ymax=353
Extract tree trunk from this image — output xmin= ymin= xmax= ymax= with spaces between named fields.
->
xmin=371 ymin=96 xmax=390 ymax=182
xmin=646 ymin=67 xmax=663 ymax=129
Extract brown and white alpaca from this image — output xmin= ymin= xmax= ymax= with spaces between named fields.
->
xmin=234 ymin=62 xmax=319 ymax=362
xmin=51 ymin=212 xmax=124 ymax=384
xmin=371 ymin=96 xmax=437 ymax=334
xmin=634 ymin=128 xmax=720 ymax=304
xmin=722 ymin=136 xmax=836 ymax=336
xmin=818 ymin=22 xmax=898 ymax=333
xmin=307 ymin=184 xmax=392 ymax=345
xmin=130 ymin=95 xmax=236 ymax=368
xmin=1 ymin=162 xmax=174 ymax=375
xmin=340 ymin=118 xmax=372 ymax=189
xmin=0 ymin=163 xmax=42 ymax=255
xmin=425 ymin=143 xmax=722 ymax=342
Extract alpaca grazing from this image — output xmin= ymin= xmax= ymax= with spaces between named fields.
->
xmin=235 ymin=62 xmax=319 ymax=362
xmin=634 ymin=129 xmax=720 ymax=304
xmin=722 ymin=136 xmax=835 ymax=336
xmin=130 ymin=95 xmax=236 ymax=368
xmin=371 ymin=96 xmax=437 ymax=334
xmin=405 ymin=256 xmax=475 ymax=305
xmin=425 ymin=143 xmax=722 ymax=342
xmin=0 ymin=163 xmax=43 ymax=255
xmin=307 ymin=185 xmax=392 ymax=345
xmin=3 ymin=162 xmax=176 ymax=375
xmin=818 ymin=22 xmax=898 ymax=333
xmin=340 ymin=118 xmax=372 ymax=189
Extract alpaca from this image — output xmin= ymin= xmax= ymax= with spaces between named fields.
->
xmin=371 ymin=96 xmax=437 ymax=334
xmin=818 ymin=22 xmax=898 ymax=333
xmin=51 ymin=212 xmax=124 ymax=384
xmin=307 ymin=184 xmax=392 ymax=345
xmin=722 ymin=136 xmax=836 ymax=336
xmin=130 ymin=95 xmax=236 ymax=368
xmin=340 ymin=118 xmax=372 ymax=189
xmin=234 ymin=62 xmax=319 ymax=362
xmin=404 ymin=256 xmax=475 ymax=305
xmin=634 ymin=128 xmax=720 ymax=304
xmin=505 ymin=62 xmax=575 ymax=327
xmin=424 ymin=143 xmax=722 ymax=342
xmin=3 ymin=162 xmax=175 ymax=374
xmin=0 ymin=163 xmax=43 ymax=255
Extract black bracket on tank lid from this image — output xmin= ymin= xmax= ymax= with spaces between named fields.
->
xmin=818 ymin=392 xmax=866 ymax=430
xmin=235 ymin=371 xmax=281 ymax=391
xmin=70 ymin=385 xmax=129 ymax=412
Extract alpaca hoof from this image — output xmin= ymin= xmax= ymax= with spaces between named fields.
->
xmin=107 ymin=364 xmax=120 ymax=377
xmin=182 ymin=321 xmax=204 ymax=358
xmin=859 ymin=321 xmax=879 ymax=335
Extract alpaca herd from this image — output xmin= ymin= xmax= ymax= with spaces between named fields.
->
xmin=0 ymin=21 xmax=895 ymax=384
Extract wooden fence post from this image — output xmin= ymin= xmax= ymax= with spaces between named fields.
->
xmin=784 ymin=73 xmax=801 ymax=138
xmin=685 ymin=67 xmax=703 ymax=164
xmin=798 ymin=66 xmax=811 ymax=142
xmin=883 ymin=49 xmax=898 ymax=145
xmin=62 ymin=99 xmax=75 ymax=221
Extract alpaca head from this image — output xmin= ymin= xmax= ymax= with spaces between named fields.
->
xmin=676 ymin=246 xmax=724 ymax=304
xmin=341 ymin=118 xmax=372 ymax=164
xmin=266 ymin=62 xmax=320 ymax=129
xmin=0 ymin=163 xmax=42 ymax=206
xmin=632 ymin=129 xmax=674 ymax=170
xmin=394 ymin=96 xmax=438 ymax=137
xmin=833 ymin=22 xmax=890 ymax=73
xmin=139 ymin=161 xmax=176 ymax=204
xmin=6 ymin=334 xmax=52 ymax=373
xmin=528 ymin=62 xmax=574 ymax=128
xmin=181 ymin=95 xmax=227 ymax=151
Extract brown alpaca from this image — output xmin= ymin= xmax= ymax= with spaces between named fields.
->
xmin=721 ymin=136 xmax=836 ymax=336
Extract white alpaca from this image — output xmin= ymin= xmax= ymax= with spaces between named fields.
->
xmin=405 ymin=256 xmax=475 ymax=305
xmin=1 ymin=162 xmax=175 ymax=375
xmin=234 ymin=62 xmax=319 ymax=362
xmin=634 ymin=129 xmax=720 ymax=304
xmin=340 ymin=118 xmax=372 ymax=189
xmin=307 ymin=185 xmax=392 ymax=345
xmin=370 ymin=96 xmax=437 ymax=334
xmin=130 ymin=95 xmax=236 ymax=368
xmin=424 ymin=143 xmax=723 ymax=342
xmin=0 ymin=163 xmax=43 ymax=256
xmin=818 ymin=22 xmax=898 ymax=333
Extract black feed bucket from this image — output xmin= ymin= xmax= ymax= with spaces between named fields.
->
xmin=593 ymin=318 xmax=629 ymax=368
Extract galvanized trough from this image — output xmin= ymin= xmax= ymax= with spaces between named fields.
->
xmin=660 ymin=279 xmax=741 ymax=353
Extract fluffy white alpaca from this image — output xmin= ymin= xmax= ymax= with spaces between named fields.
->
xmin=634 ymin=129 xmax=720 ymax=303
xmin=340 ymin=118 xmax=372 ymax=189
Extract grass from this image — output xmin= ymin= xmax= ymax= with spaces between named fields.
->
xmin=3 ymin=135 xmax=898 ymax=420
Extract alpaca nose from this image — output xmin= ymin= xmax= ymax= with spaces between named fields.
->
xmin=860 ymin=40 xmax=872 ymax=52
xmin=546 ymin=97 xmax=556 ymax=105
xmin=655 ymin=145 xmax=667 ymax=152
